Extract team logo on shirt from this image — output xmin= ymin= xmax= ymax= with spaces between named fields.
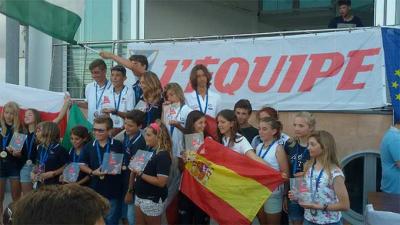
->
xmin=103 ymin=96 xmax=111 ymax=104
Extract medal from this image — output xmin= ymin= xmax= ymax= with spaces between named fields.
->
xmin=94 ymin=111 xmax=99 ymax=118
xmin=26 ymin=160 xmax=32 ymax=165
xmin=99 ymin=175 xmax=105 ymax=180
xmin=0 ymin=151 xmax=7 ymax=158
xmin=122 ymin=165 xmax=127 ymax=170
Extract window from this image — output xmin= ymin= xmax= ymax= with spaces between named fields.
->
xmin=341 ymin=151 xmax=382 ymax=225
xmin=259 ymin=0 xmax=374 ymax=31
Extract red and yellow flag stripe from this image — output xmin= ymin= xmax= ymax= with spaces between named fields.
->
xmin=181 ymin=138 xmax=284 ymax=225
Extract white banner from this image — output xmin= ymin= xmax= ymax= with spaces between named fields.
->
xmin=128 ymin=28 xmax=388 ymax=110
xmin=0 ymin=83 xmax=64 ymax=113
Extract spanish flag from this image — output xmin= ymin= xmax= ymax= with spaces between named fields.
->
xmin=181 ymin=138 xmax=284 ymax=225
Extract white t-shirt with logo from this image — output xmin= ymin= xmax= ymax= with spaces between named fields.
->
xmin=185 ymin=90 xmax=221 ymax=118
xmin=222 ymin=134 xmax=253 ymax=155
xmin=85 ymin=81 xmax=112 ymax=124
xmin=101 ymin=86 xmax=134 ymax=128
xmin=164 ymin=104 xmax=193 ymax=157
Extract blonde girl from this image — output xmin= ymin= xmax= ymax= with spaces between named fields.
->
xmin=284 ymin=111 xmax=316 ymax=225
xmin=0 ymin=101 xmax=22 ymax=218
xmin=163 ymin=83 xmax=193 ymax=216
xmin=133 ymin=120 xmax=172 ymax=225
xmin=139 ymin=71 xmax=163 ymax=127
xmin=289 ymin=130 xmax=350 ymax=225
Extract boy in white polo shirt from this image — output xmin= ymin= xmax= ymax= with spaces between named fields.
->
xmin=77 ymin=59 xmax=112 ymax=124
xmin=101 ymin=65 xmax=134 ymax=136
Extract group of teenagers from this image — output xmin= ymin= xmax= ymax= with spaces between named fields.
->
xmin=0 ymin=51 xmax=350 ymax=225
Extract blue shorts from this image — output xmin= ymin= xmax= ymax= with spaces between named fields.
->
xmin=20 ymin=163 xmax=33 ymax=183
xmin=288 ymin=200 xmax=304 ymax=222
xmin=263 ymin=194 xmax=282 ymax=214
xmin=0 ymin=160 xmax=21 ymax=179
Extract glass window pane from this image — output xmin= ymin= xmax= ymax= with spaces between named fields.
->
xmin=75 ymin=0 xmax=113 ymax=42
xmin=259 ymin=0 xmax=374 ymax=31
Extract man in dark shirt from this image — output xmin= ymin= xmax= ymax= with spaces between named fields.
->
xmin=328 ymin=0 xmax=363 ymax=28
xmin=234 ymin=99 xmax=259 ymax=143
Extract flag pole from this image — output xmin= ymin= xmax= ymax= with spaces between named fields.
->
xmin=78 ymin=44 xmax=99 ymax=54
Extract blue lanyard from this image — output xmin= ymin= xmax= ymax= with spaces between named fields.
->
xmin=133 ymin=81 xmax=142 ymax=106
xmin=257 ymin=140 xmax=277 ymax=159
xmin=145 ymin=104 xmax=153 ymax=126
xmin=169 ymin=104 xmax=184 ymax=135
xmin=95 ymin=80 xmax=109 ymax=110
xmin=2 ymin=131 xmax=11 ymax=151
xmin=25 ymin=134 xmax=35 ymax=159
xmin=292 ymin=144 xmax=307 ymax=175
xmin=310 ymin=161 xmax=324 ymax=201
xmin=196 ymin=90 xmax=209 ymax=115
xmin=69 ymin=148 xmax=80 ymax=163
xmin=40 ymin=144 xmax=57 ymax=166
xmin=124 ymin=132 xmax=141 ymax=154
xmin=95 ymin=140 xmax=110 ymax=166
xmin=113 ymin=86 xmax=125 ymax=111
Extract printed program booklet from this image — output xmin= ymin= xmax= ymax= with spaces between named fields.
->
xmin=9 ymin=132 xmax=27 ymax=152
xmin=101 ymin=152 xmax=124 ymax=175
xmin=129 ymin=150 xmax=154 ymax=172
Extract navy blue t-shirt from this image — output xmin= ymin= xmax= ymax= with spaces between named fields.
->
xmin=1 ymin=125 xmax=26 ymax=168
xmin=68 ymin=148 xmax=88 ymax=185
xmin=135 ymin=150 xmax=171 ymax=202
xmin=328 ymin=16 xmax=363 ymax=28
xmin=36 ymin=143 xmax=69 ymax=185
xmin=21 ymin=132 xmax=38 ymax=164
xmin=284 ymin=140 xmax=310 ymax=178
xmin=80 ymin=138 xmax=124 ymax=199
xmin=122 ymin=131 xmax=146 ymax=191
xmin=144 ymin=101 xmax=162 ymax=127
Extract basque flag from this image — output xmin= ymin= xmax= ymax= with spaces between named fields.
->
xmin=382 ymin=27 xmax=400 ymax=123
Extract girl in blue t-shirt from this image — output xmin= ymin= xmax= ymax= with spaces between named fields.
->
xmin=32 ymin=121 xmax=68 ymax=187
xmin=284 ymin=112 xmax=316 ymax=225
